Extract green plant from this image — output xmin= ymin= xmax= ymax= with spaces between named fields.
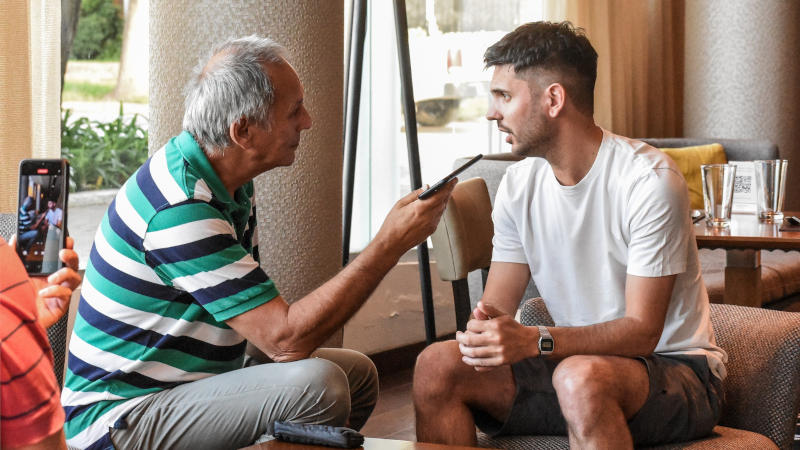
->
xmin=61 ymin=104 xmax=148 ymax=192
xmin=71 ymin=0 xmax=123 ymax=60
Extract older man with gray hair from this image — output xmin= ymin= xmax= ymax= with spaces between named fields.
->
xmin=62 ymin=35 xmax=454 ymax=449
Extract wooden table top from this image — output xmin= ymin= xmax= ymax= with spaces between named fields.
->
xmin=694 ymin=212 xmax=800 ymax=251
xmin=242 ymin=437 xmax=481 ymax=450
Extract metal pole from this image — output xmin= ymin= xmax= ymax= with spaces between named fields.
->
xmin=342 ymin=0 xmax=368 ymax=266
xmin=393 ymin=0 xmax=437 ymax=344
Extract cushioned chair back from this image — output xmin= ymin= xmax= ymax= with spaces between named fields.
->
xmin=639 ymin=138 xmax=779 ymax=161
xmin=452 ymin=157 xmax=519 ymax=207
xmin=430 ymin=177 xmax=494 ymax=281
xmin=517 ymin=298 xmax=800 ymax=449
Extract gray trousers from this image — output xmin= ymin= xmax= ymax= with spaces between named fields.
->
xmin=108 ymin=348 xmax=378 ymax=450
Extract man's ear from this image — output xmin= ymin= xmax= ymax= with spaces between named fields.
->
xmin=545 ymin=83 xmax=566 ymax=118
xmin=229 ymin=116 xmax=252 ymax=150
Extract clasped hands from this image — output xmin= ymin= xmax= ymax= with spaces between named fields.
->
xmin=456 ymin=301 xmax=538 ymax=371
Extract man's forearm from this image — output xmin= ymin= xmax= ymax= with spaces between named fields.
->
xmin=544 ymin=317 xmax=663 ymax=359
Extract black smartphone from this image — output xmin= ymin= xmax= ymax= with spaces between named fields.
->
xmin=418 ymin=154 xmax=483 ymax=200
xmin=16 ymin=159 xmax=70 ymax=275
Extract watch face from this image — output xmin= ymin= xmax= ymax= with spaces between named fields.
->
xmin=540 ymin=339 xmax=554 ymax=352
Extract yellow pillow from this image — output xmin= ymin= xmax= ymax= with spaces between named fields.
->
xmin=660 ymin=143 xmax=727 ymax=210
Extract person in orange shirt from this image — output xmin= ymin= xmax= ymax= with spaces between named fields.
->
xmin=1 ymin=235 xmax=81 ymax=450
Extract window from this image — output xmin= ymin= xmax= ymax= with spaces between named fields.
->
xmin=349 ymin=0 xmax=543 ymax=251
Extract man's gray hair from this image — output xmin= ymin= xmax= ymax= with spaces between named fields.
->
xmin=183 ymin=35 xmax=287 ymax=154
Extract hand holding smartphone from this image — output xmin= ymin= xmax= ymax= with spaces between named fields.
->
xmin=418 ymin=154 xmax=483 ymax=200
xmin=16 ymin=159 xmax=70 ymax=275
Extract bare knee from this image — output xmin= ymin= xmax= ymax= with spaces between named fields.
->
xmin=552 ymin=356 xmax=616 ymax=424
xmin=413 ymin=340 xmax=467 ymax=402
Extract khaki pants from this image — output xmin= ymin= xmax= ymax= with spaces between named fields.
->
xmin=108 ymin=348 xmax=378 ymax=450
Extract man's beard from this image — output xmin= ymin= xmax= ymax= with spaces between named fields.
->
xmin=510 ymin=112 xmax=555 ymax=158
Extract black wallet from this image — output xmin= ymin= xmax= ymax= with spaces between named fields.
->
xmin=273 ymin=421 xmax=365 ymax=448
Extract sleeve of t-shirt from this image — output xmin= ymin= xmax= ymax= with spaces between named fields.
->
xmin=491 ymin=172 xmax=528 ymax=264
xmin=626 ymin=168 xmax=691 ymax=277
xmin=143 ymin=202 xmax=279 ymax=322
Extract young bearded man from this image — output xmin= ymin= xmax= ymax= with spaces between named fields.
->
xmin=413 ymin=22 xmax=725 ymax=449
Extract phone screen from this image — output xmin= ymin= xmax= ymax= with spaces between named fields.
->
xmin=17 ymin=159 xmax=69 ymax=275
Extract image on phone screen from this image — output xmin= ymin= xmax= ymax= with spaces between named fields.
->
xmin=17 ymin=160 xmax=69 ymax=275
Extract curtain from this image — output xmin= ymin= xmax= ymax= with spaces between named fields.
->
xmin=0 ymin=0 xmax=61 ymax=213
xmin=543 ymin=0 xmax=684 ymax=139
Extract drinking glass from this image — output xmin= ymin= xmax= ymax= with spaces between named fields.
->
xmin=753 ymin=159 xmax=788 ymax=222
xmin=701 ymin=164 xmax=737 ymax=228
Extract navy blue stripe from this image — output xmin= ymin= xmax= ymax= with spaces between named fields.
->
xmin=84 ymin=432 xmax=115 ymax=450
xmin=173 ymin=291 xmax=196 ymax=305
xmin=63 ymin=402 xmax=94 ymax=422
xmin=135 ymin=158 xmax=168 ymax=211
xmin=67 ymin=352 xmax=180 ymax=391
xmin=78 ymin=294 xmax=246 ymax=362
xmin=106 ymin=198 xmax=145 ymax=253
xmin=190 ymin=267 xmax=270 ymax=305
xmin=89 ymin=247 xmax=178 ymax=301
xmin=146 ymin=233 xmax=240 ymax=265
xmin=67 ymin=351 xmax=111 ymax=382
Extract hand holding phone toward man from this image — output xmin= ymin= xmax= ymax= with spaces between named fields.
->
xmin=8 ymin=234 xmax=81 ymax=328
xmin=418 ymin=154 xmax=483 ymax=200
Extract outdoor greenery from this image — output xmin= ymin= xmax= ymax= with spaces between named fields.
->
xmin=62 ymin=80 xmax=116 ymax=102
xmin=71 ymin=0 xmax=123 ymax=60
xmin=61 ymin=105 xmax=148 ymax=192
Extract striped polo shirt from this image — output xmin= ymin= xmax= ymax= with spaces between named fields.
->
xmin=62 ymin=131 xmax=279 ymax=449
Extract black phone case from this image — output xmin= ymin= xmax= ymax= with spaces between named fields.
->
xmin=17 ymin=159 xmax=70 ymax=275
xmin=273 ymin=421 xmax=365 ymax=448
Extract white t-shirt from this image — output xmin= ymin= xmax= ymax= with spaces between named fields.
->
xmin=492 ymin=130 xmax=727 ymax=379
xmin=45 ymin=207 xmax=63 ymax=227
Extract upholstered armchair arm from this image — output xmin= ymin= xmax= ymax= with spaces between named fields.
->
xmin=709 ymin=304 xmax=800 ymax=449
xmin=519 ymin=297 xmax=554 ymax=327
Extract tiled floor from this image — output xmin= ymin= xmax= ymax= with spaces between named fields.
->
xmin=360 ymin=368 xmax=416 ymax=441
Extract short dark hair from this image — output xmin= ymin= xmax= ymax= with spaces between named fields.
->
xmin=484 ymin=21 xmax=598 ymax=114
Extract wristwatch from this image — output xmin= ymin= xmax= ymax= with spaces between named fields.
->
xmin=537 ymin=326 xmax=554 ymax=356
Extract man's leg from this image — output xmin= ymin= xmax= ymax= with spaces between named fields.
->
xmin=413 ymin=340 xmax=517 ymax=446
xmin=551 ymin=355 xmax=649 ymax=449
xmin=109 ymin=357 xmax=353 ymax=450
xmin=310 ymin=348 xmax=379 ymax=430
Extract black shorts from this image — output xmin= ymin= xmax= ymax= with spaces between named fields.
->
xmin=472 ymin=354 xmax=724 ymax=446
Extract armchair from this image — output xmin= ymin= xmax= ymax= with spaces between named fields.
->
xmin=479 ymin=298 xmax=800 ymax=449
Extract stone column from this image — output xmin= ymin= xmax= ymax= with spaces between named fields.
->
xmin=685 ymin=0 xmax=800 ymax=209
xmin=150 ymin=1 xmax=344 ymax=344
